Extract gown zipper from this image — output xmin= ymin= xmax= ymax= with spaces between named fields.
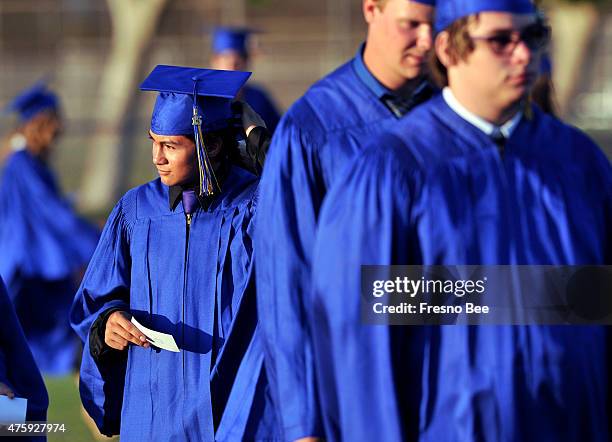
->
xmin=182 ymin=212 xmax=191 ymax=429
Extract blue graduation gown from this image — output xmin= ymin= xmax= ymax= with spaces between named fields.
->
xmin=0 ymin=149 xmax=99 ymax=375
xmin=243 ymin=84 xmax=281 ymax=133
xmin=0 ymin=277 xmax=49 ymax=442
xmin=312 ymin=95 xmax=612 ymax=441
xmin=255 ymin=58 xmax=405 ymax=439
xmin=70 ymin=166 xmax=278 ymax=441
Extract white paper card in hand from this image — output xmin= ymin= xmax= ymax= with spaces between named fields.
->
xmin=0 ymin=396 xmax=27 ymax=424
xmin=131 ymin=317 xmax=180 ymax=353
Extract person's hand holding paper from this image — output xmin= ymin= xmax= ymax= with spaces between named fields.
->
xmin=104 ymin=311 xmax=150 ymax=351
xmin=131 ymin=318 xmax=180 ymax=353
xmin=0 ymin=382 xmax=14 ymax=399
xmin=0 ymin=382 xmax=26 ymax=424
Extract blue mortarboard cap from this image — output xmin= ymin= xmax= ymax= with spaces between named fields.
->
xmin=212 ymin=26 xmax=255 ymax=56
xmin=435 ymin=0 xmax=535 ymax=32
xmin=5 ymin=82 xmax=59 ymax=123
xmin=140 ymin=65 xmax=251 ymax=135
xmin=412 ymin=0 xmax=436 ymax=6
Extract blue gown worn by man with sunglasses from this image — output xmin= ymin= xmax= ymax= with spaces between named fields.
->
xmin=311 ymin=1 xmax=611 ymax=441
xmin=70 ymin=66 xmax=279 ymax=441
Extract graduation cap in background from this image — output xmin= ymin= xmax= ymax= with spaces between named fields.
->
xmin=140 ymin=65 xmax=251 ymax=199
xmin=435 ymin=0 xmax=535 ymax=32
xmin=4 ymin=81 xmax=60 ymax=124
xmin=211 ymin=26 xmax=258 ymax=57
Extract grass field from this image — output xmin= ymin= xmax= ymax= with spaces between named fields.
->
xmin=45 ymin=375 xmax=113 ymax=442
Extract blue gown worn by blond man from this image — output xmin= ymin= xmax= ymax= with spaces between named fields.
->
xmin=70 ymin=66 xmax=278 ymax=441
xmin=0 ymin=277 xmax=48 ymax=442
xmin=255 ymin=37 xmax=436 ymax=438
xmin=312 ymin=93 xmax=612 ymax=441
xmin=0 ymin=84 xmax=99 ymax=375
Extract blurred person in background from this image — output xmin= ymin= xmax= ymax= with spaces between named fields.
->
xmin=530 ymin=53 xmax=558 ymax=115
xmin=526 ymin=5 xmax=557 ymax=115
xmin=0 ymin=276 xmax=49 ymax=441
xmin=211 ymin=26 xmax=282 ymax=133
xmin=70 ymin=65 xmax=279 ymax=441
xmin=254 ymin=0 xmax=436 ymax=440
xmin=312 ymin=0 xmax=611 ymax=440
xmin=0 ymin=83 xmax=99 ymax=376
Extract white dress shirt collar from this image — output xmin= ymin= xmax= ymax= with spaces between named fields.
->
xmin=442 ymin=87 xmax=522 ymax=138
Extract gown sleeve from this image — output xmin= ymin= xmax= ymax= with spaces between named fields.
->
xmin=213 ymin=189 xmax=280 ymax=440
xmin=0 ymin=277 xmax=48 ymax=425
xmin=0 ymin=348 xmax=8 ymax=387
xmin=69 ymin=196 xmax=133 ymax=437
xmin=255 ymin=113 xmax=326 ymax=439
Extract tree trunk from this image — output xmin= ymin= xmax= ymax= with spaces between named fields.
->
xmin=548 ymin=1 xmax=599 ymax=116
xmin=79 ymin=0 xmax=170 ymax=215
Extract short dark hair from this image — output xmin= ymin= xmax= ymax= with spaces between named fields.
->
xmin=186 ymin=127 xmax=238 ymax=162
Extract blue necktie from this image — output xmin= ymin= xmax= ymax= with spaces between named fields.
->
xmin=182 ymin=189 xmax=199 ymax=215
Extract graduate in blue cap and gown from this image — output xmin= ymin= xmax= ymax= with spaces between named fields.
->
xmin=254 ymin=1 xmax=436 ymax=439
xmin=0 ymin=276 xmax=49 ymax=442
xmin=70 ymin=65 xmax=279 ymax=441
xmin=211 ymin=26 xmax=281 ymax=133
xmin=311 ymin=1 xmax=612 ymax=441
xmin=0 ymin=83 xmax=99 ymax=375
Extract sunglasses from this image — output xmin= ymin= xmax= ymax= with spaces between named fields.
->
xmin=470 ymin=23 xmax=551 ymax=56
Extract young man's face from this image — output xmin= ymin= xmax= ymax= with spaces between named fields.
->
xmin=23 ymin=111 xmax=63 ymax=159
xmin=211 ymin=50 xmax=248 ymax=72
xmin=150 ymin=131 xmax=197 ymax=187
xmin=364 ymin=0 xmax=434 ymax=87
xmin=445 ymin=12 xmax=546 ymax=113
